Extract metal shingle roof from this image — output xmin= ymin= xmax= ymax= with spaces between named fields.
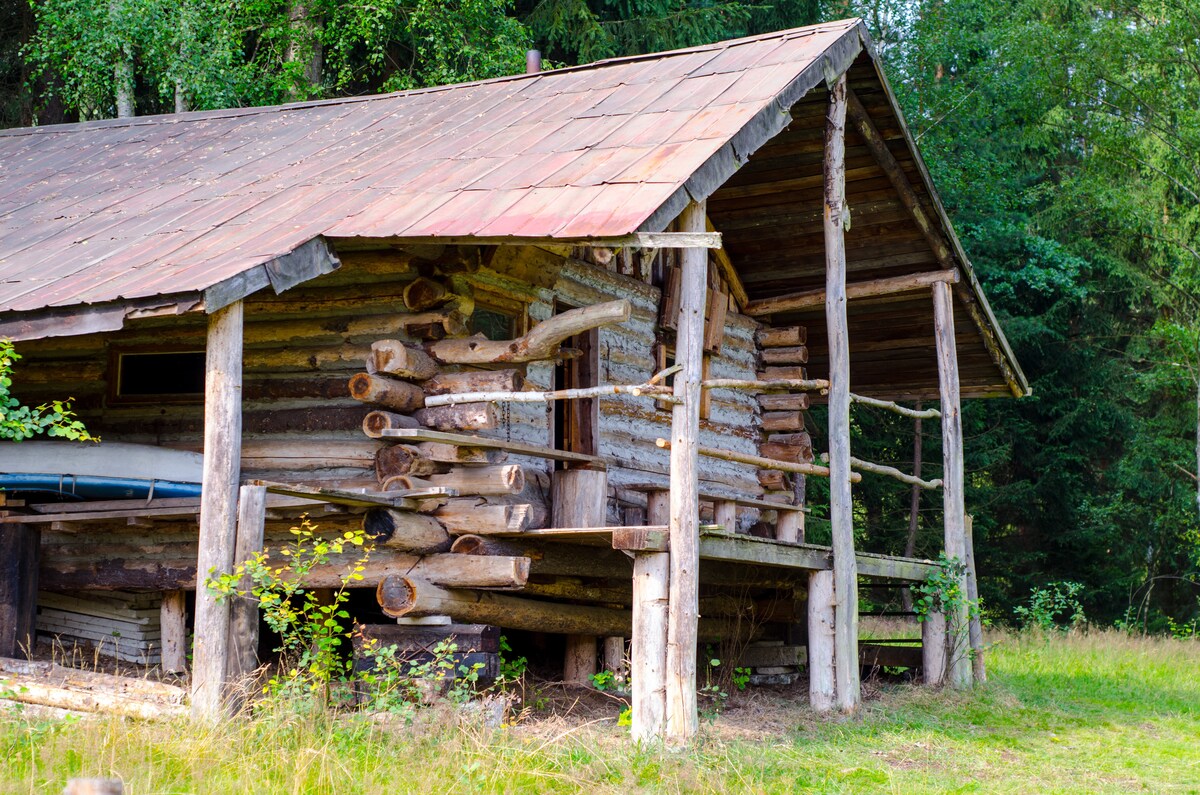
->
xmin=0 ymin=20 xmax=863 ymax=316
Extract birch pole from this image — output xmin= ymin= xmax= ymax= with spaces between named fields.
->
xmin=932 ymin=280 xmax=972 ymax=689
xmin=824 ymin=72 xmax=860 ymax=714
xmin=191 ymin=301 xmax=244 ymax=718
xmin=665 ymin=201 xmax=706 ymax=744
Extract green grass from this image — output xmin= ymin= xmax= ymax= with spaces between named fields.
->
xmin=2 ymin=630 xmax=1199 ymax=793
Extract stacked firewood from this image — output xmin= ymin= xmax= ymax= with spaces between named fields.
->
xmin=755 ymin=325 xmax=813 ymax=488
xmin=344 ymin=274 xmax=541 ymax=548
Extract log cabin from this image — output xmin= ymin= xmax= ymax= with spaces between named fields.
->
xmin=0 ymin=19 xmax=1026 ymax=741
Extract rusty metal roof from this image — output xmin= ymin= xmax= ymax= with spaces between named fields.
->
xmin=0 ymin=19 xmax=865 ymax=322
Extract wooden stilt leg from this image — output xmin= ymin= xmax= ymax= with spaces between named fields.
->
xmin=666 ymin=201 xmax=707 ymax=745
xmin=713 ymin=500 xmax=737 ymax=533
xmin=564 ymin=635 xmax=597 ymax=684
xmin=632 ymin=490 xmax=669 ymax=742
xmin=922 ymin=610 xmax=947 ymax=686
xmin=823 ymin=71 xmax=860 ymax=713
xmin=227 ymin=484 xmax=266 ymax=695
xmin=191 ymin=300 xmax=244 ymax=718
xmin=0 ymin=523 xmax=38 ymax=659
xmin=932 ymin=280 xmax=972 ymax=689
xmin=603 ymin=636 xmax=626 ymax=678
xmin=160 ymin=590 xmax=188 ymax=674
xmin=807 ymin=569 xmax=835 ymax=712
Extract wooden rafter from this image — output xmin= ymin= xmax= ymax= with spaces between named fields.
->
xmin=743 ymin=269 xmax=958 ymax=317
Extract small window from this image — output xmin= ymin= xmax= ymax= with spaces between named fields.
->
xmin=110 ymin=350 xmax=205 ymax=403
xmin=470 ymin=305 xmax=518 ymax=341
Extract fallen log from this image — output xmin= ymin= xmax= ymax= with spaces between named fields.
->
xmin=368 ymin=340 xmax=439 ymax=380
xmin=424 ymin=369 xmax=524 ymax=396
xmin=0 ymin=679 xmax=186 ymax=720
xmin=349 ymin=373 xmax=425 ymax=412
xmin=362 ymin=508 xmax=451 ymax=553
xmin=413 ymin=402 xmax=496 ymax=432
xmin=425 ymin=300 xmax=631 ymax=364
xmin=435 ymin=500 xmax=531 ymax=534
xmin=362 ymin=410 xmax=420 ymax=439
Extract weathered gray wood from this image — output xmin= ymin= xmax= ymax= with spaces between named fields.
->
xmin=434 ymin=500 xmax=531 ymax=535
xmin=932 ymin=279 xmax=972 ymax=689
xmin=160 ymin=590 xmax=187 ymax=674
xmin=228 ymin=485 xmax=266 ymax=692
xmin=712 ymin=500 xmax=738 ymax=533
xmin=922 ymin=609 xmax=947 ymax=686
xmin=348 ymin=372 xmax=426 ymax=412
xmin=824 ymin=72 xmax=860 ymax=714
xmin=191 ymin=300 xmax=244 ymax=719
xmin=776 ymin=510 xmax=804 ymax=543
xmin=413 ymin=402 xmax=496 ymax=432
xmin=603 ymin=636 xmax=627 ymax=679
xmin=0 ymin=522 xmax=38 ymax=658
xmin=564 ymin=635 xmax=597 ymax=684
xmin=666 ymin=201 xmax=706 ymax=745
xmin=964 ymin=514 xmax=985 ymax=683
xmin=426 ymin=300 xmax=631 ymax=364
xmin=551 ymin=469 xmax=607 ymax=530
xmin=368 ymin=340 xmax=439 ymax=380
xmin=807 ymin=569 xmax=835 ymax=712
xmin=380 ymin=428 xmax=607 ymax=468
xmin=362 ymin=410 xmax=420 ymax=438
xmin=631 ymin=490 xmax=669 ymax=743
xmin=744 ymin=269 xmax=959 ymax=317
xmin=655 ymin=438 xmax=849 ymax=480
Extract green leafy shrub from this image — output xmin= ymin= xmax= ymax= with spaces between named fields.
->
xmin=1014 ymin=581 xmax=1086 ymax=631
xmin=0 ymin=340 xmax=94 ymax=442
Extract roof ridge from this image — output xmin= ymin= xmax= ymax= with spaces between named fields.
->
xmin=0 ymin=18 xmax=863 ymax=138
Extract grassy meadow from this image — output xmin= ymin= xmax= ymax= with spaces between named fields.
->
xmin=1 ymin=630 xmax=1198 ymax=794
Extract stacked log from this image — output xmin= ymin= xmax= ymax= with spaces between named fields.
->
xmin=755 ymin=326 xmax=812 ymax=539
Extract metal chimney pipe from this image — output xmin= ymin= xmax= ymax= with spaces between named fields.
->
xmin=526 ymin=50 xmax=542 ymax=74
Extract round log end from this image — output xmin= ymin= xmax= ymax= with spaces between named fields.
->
xmin=450 ymin=535 xmax=485 ymax=555
xmin=348 ymin=372 xmax=372 ymax=400
xmin=377 ymin=575 xmax=419 ymax=618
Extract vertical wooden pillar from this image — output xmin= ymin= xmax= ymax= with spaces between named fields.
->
xmin=712 ymin=500 xmax=737 ymax=533
xmin=0 ymin=523 xmax=39 ymax=659
xmin=160 ymin=590 xmax=188 ymax=674
xmin=665 ymin=200 xmax=707 ymax=744
xmin=964 ymin=514 xmax=986 ymax=683
xmin=191 ymin=300 xmax=244 ymax=718
xmin=806 ymin=569 xmax=835 ymax=712
xmin=553 ymin=468 xmax=606 ymax=682
xmin=776 ymin=510 xmax=804 ymax=543
xmin=823 ymin=71 xmax=860 ymax=713
xmin=228 ymin=484 xmax=266 ymax=690
xmin=921 ymin=609 xmax=947 ymax=685
xmin=603 ymin=636 xmax=627 ymax=679
xmin=631 ymin=490 xmax=669 ymax=742
xmin=564 ymin=635 xmax=598 ymax=684
xmin=932 ymin=279 xmax=972 ymax=688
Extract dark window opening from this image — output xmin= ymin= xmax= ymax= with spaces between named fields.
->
xmin=470 ymin=306 xmax=518 ymax=341
xmin=113 ymin=350 xmax=205 ymax=401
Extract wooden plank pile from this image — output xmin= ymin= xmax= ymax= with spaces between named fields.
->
xmin=36 ymin=591 xmax=163 ymax=664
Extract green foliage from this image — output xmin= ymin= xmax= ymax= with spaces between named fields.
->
xmin=1013 ymin=581 xmax=1087 ymax=631
xmin=206 ymin=517 xmax=369 ymax=704
xmin=497 ymin=634 xmax=527 ymax=682
xmin=912 ymin=554 xmax=977 ymax=625
xmin=0 ymin=340 xmax=94 ymax=443
xmin=356 ymin=637 xmax=485 ymax=714
xmin=588 ymin=669 xmax=617 ymax=691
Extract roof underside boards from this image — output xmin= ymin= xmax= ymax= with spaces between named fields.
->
xmin=0 ymin=20 xmax=860 ymax=316
xmin=0 ymin=18 xmax=1027 ymax=399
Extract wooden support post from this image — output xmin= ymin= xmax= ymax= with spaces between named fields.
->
xmin=191 ymin=300 xmax=244 ymax=719
xmin=712 ymin=500 xmax=738 ymax=533
xmin=564 ymin=635 xmax=598 ymax=684
xmin=807 ymin=569 xmax=835 ymax=712
xmin=160 ymin=591 xmax=188 ymax=674
xmin=551 ymin=469 xmax=607 ymax=529
xmin=0 ymin=523 xmax=39 ymax=658
xmin=666 ymin=200 xmax=706 ymax=744
xmin=632 ymin=490 xmax=670 ymax=742
xmin=932 ymin=280 xmax=972 ymax=689
xmin=603 ymin=636 xmax=627 ymax=679
xmin=228 ymin=484 xmax=266 ymax=691
xmin=776 ymin=510 xmax=804 ymax=543
xmin=965 ymin=514 xmax=986 ymax=683
xmin=824 ymin=71 xmax=860 ymax=713
xmin=922 ymin=609 xmax=947 ymax=686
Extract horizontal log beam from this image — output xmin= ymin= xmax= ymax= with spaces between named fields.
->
xmin=744 ymin=270 xmax=959 ymax=317
xmin=331 ymin=233 xmax=723 ymax=250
